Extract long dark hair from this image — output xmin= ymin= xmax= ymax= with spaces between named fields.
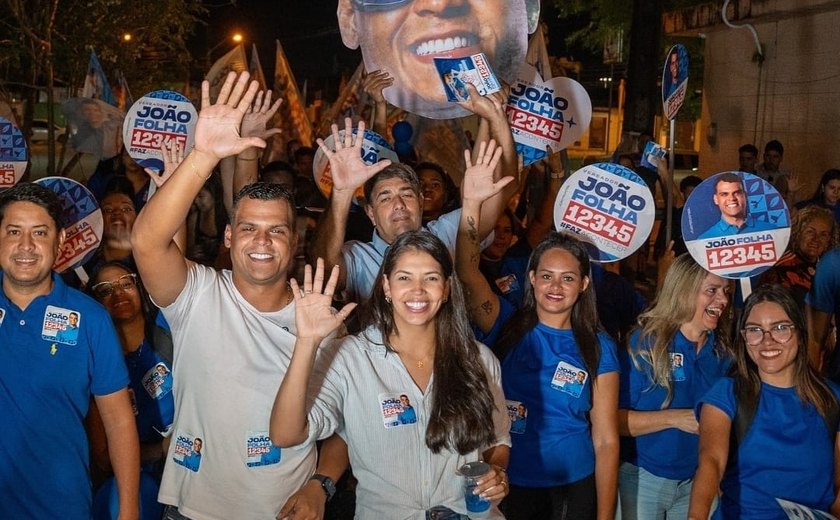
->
xmin=808 ymin=169 xmax=840 ymax=205
xmin=494 ymin=232 xmax=601 ymax=378
xmin=733 ymin=284 xmax=837 ymax=418
xmin=363 ymin=230 xmax=497 ymax=454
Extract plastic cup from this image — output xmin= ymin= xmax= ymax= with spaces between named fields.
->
xmin=458 ymin=461 xmax=491 ymax=514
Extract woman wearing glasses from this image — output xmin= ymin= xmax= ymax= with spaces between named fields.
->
xmin=87 ymin=262 xmax=174 ymax=519
xmin=617 ymin=254 xmax=732 ymax=519
xmin=689 ymin=285 xmax=840 ymax=519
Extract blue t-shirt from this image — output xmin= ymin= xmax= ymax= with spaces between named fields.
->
xmin=697 ymin=215 xmax=776 ymax=240
xmin=0 ymin=273 xmax=128 ymax=519
xmin=807 ymin=248 xmax=840 ymax=317
xmin=619 ymin=329 xmax=731 ymax=479
xmin=125 ymin=334 xmax=175 ymax=442
xmin=501 ymin=325 xmax=620 ymax=487
xmin=699 ymin=378 xmax=839 ymax=519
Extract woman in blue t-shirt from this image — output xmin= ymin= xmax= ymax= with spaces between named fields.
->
xmin=87 ymin=262 xmax=174 ymax=520
xmin=455 ymin=158 xmax=619 ymax=520
xmin=689 ymin=285 xmax=840 ymax=519
xmin=618 ymin=253 xmax=732 ymax=519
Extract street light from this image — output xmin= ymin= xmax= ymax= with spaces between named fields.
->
xmin=203 ymin=31 xmax=245 ymax=77
xmin=121 ymin=33 xmax=132 ymax=43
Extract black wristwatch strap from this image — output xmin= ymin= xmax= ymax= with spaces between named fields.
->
xmin=310 ymin=473 xmax=336 ymax=501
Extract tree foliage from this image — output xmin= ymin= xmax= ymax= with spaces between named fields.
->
xmin=1 ymin=0 xmax=205 ymax=94
xmin=549 ymin=0 xmax=708 ymax=125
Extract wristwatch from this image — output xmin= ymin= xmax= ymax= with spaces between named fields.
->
xmin=310 ymin=474 xmax=336 ymax=501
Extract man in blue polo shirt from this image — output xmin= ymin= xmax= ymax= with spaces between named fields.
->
xmin=698 ymin=172 xmax=775 ymax=240
xmin=0 ymin=183 xmax=139 ymax=519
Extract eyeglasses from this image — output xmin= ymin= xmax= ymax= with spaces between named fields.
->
xmin=91 ymin=273 xmax=138 ymax=299
xmin=351 ymin=0 xmax=412 ymax=12
xmin=741 ymin=323 xmax=796 ymax=346
xmin=102 ymin=206 xmax=135 ymax=216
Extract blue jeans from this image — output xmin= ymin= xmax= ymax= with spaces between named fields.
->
xmin=618 ymin=462 xmax=693 ymax=520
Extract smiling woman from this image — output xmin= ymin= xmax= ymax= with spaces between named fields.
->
xmin=270 ymin=230 xmax=512 ymax=519
xmin=617 ymin=254 xmax=732 ymax=519
xmin=688 ymin=285 xmax=840 ymax=519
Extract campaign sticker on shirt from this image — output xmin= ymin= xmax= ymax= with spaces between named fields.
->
xmin=682 ymin=171 xmax=790 ymax=278
xmin=313 ymin=128 xmax=398 ymax=205
xmin=494 ymin=274 xmax=520 ymax=295
xmin=173 ymin=431 xmax=203 ymax=473
xmin=662 ymin=44 xmax=689 ymax=121
xmin=35 ymin=177 xmax=103 ymax=273
xmin=506 ymin=400 xmax=528 ymax=435
xmin=0 ymin=116 xmax=27 ymax=188
xmin=554 ymin=163 xmax=655 ymax=262
xmin=142 ymin=362 xmax=173 ymax=399
xmin=245 ymin=431 xmax=281 ymax=468
xmin=41 ymin=305 xmax=81 ymax=346
xmin=379 ymin=393 xmax=418 ymax=429
xmin=551 ymin=361 xmax=588 ymax=398
xmin=670 ymin=353 xmax=686 ymax=382
xmin=0 ymin=307 xmax=5 ymax=326
xmin=506 ymin=64 xmax=592 ymax=165
xmin=123 ymin=90 xmax=197 ymax=174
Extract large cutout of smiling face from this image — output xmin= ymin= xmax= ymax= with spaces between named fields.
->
xmin=338 ymin=0 xmax=540 ymax=120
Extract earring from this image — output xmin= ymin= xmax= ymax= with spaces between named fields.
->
xmin=385 ymin=295 xmax=392 ymax=304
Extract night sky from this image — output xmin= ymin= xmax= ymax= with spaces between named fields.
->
xmin=200 ymin=1 xmax=615 ymax=106
xmin=202 ymin=1 xmax=361 ymax=100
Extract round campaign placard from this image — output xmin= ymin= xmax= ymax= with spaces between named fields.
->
xmin=35 ymin=177 xmax=103 ymax=273
xmin=662 ymin=44 xmax=689 ymax=121
xmin=554 ymin=163 xmax=656 ymax=262
xmin=506 ymin=63 xmax=592 ymax=166
xmin=313 ymin=127 xmax=399 ymax=204
xmin=682 ymin=171 xmax=790 ymax=279
xmin=0 ymin=116 xmax=27 ymax=189
xmin=123 ymin=90 xmax=197 ymax=174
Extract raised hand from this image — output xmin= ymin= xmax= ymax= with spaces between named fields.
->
xmin=290 ymin=258 xmax=356 ymax=342
xmin=362 ymin=70 xmax=393 ymax=105
xmin=315 ymin=117 xmax=391 ymax=194
xmin=786 ymin=171 xmax=803 ymax=194
xmin=145 ymin=140 xmax=185 ymax=188
xmin=241 ymin=90 xmax=283 ymax=141
xmin=542 ymin=145 xmax=563 ymax=176
xmin=462 ymin=139 xmax=513 ymax=204
xmin=194 ymin=71 xmax=267 ymax=161
xmin=457 ymin=83 xmax=507 ymax=121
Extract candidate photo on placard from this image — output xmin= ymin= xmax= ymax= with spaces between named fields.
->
xmin=337 ymin=0 xmax=540 ymax=119
xmin=682 ymin=171 xmax=790 ymax=278
xmin=62 ymin=98 xmax=124 ymax=160
xmin=662 ymin=44 xmax=689 ymax=121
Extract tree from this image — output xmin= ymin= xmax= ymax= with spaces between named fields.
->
xmin=0 ymin=0 xmax=204 ymax=176
xmin=550 ymin=0 xmax=707 ymax=141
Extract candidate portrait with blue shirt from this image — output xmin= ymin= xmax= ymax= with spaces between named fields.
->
xmin=397 ymin=394 xmax=417 ymax=425
xmin=698 ymin=173 xmax=776 ymax=240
